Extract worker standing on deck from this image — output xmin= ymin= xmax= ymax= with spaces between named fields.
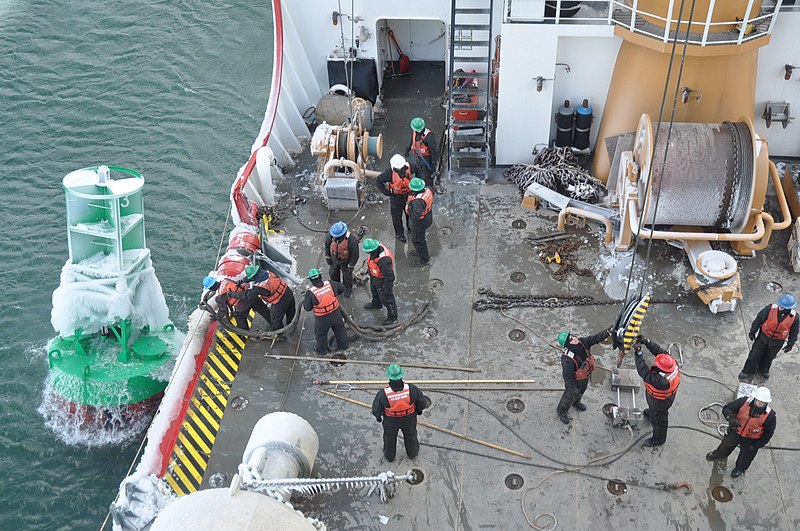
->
xmin=372 ymin=364 xmax=429 ymax=462
xmin=405 ymin=178 xmax=434 ymax=267
xmin=556 ymin=328 xmax=611 ymax=424
xmin=634 ymin=336 xmax=680 ymax=448
xmin=216 ymin=277 xmax=271 ymax=331
xmin=302 ymin=269 xmax=348 ymax=354
xmin=405 ymin=117 xmax=437 ymax=187
xmin=739 ymin=294 xmax=798 ymax=381
xmin=706 ymin=387 xmax=776 ymax=478
xmin=324 ymin=221 xmax=359 ymax=298
xmin=233 ymin=264 xmax=296 ymax=331
xmin=361 ymin=238 xmax=398 ymax=324
xmin=377 ymin=154 xmax=412 ymax=243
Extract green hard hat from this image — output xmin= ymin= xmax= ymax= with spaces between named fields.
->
xmin=245 ymin=264 xmax=259 ymax=279
xmin=557 ymin=331 xmax=570 ymax=347
xmin=410 ymin=117 xmax=425 ymax=132
xmin=308 ymin=268 xmax=322 ymax=279
xmin=386 ymin=363 xmax=405 ymax=380
xmin=409 ymin=177 xmax=425 ymax=192
xmin=362 ymin=238 xmax=379 ymax=253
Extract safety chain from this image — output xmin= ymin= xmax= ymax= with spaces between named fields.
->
xmin=239 ymin=470 xmax=414 ymax=503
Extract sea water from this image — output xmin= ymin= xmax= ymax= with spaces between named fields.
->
xmin=0 ymin=1 xmax=271 ymax=528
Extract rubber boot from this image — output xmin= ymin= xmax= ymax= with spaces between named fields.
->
xmin=383 ymin=301 xmax=398 ymax=325
xmin=706 ymin=451 xmax=723 ymax=461
xmin=731 ymin=469 xmax=745 ymax=478
xmin=364 ymin=300 xmax=382 ymax=310
xmin=738 ymin=371 xmax=751 ymax=381
xmin=557 ymin=407 xmax=572 ymax=425
xmin=572 ymin=401 xmax=587 ymax=411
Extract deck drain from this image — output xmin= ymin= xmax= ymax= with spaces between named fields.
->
xmin=506 ymin=399 xmax=525 ymax=413
xmin=512 ymin=219 xmax=527 ymax=229
xmin=510 ymin=272 xmax=526 ymax=283
xmin=766 ymin=281 xmax=783 ymax=293
xmin=407 ymin=468 xmax=425 ymax=485
xmin=230 ymin=396 xmax=248 ymax=411
xmin=423 ymin=327 xmax=438 ymax=338
xmin=508 ymin=329 xmax=526 ymax=342
xmin=208 ymin=472 xmax=227 ymax=488
xmin=687 ymin=336 xmax=706 ymax=350
xmin=428 ymin=279 xmax=444 ymax=290
xmin=505 ymin=474 xmax=524 ymax=490
xmin=330 ymin=353 xmax=347 ymax=367
xmin=607 ymin=480 xmax=627 ymax=496
xmin=710 ymin=485 xmax=733 ymax=503
xmin=438 ymin=226 xmax=452 ymax=237
xmin=602 ymin=403 xmax=616 ymax=418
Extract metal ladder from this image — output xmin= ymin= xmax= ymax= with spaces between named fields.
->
xmin=447 ymin=0 xmax=493 ymax=181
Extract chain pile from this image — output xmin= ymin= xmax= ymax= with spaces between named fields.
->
xmin=504 ymin=147 xmax=606 ymax=203
xmin=535 ymin=239 xmax=593 ymax=281
xmin=473 ymin=288 xmax=613 ymax=312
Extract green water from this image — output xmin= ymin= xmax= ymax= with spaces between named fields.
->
xmin=0 ymin=1 xmax=271 ymax=528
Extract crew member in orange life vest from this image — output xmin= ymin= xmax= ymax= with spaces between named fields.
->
xmin=634 ymin=336 xmax=680 ymax=448
xmin=362 ymin=238 xmax=398 ymax=325
xmin=706 ymin=387 xmax=777 ymax=479
xmin=405 ymin=178 xmax=433 ymax=267
xmin=376 ymin=154 xmax=413 ymax=243
xmin=371 ymin=364 xmax=430 ymax=462
xmin=739 ymin=294 xmax=799 ymax=381
xmin=302 ymin=268 xmax=348 ymax=354
xmin=405 ymin=117 xmax=437 ymax=186
xmin=556 ymin=328 xmax=612 ymax=425
xmin=324 ymin=221 xmax=359 ymax=298
xmin=215 ymin=277 xmax=271 ymax=331
xmin=229 ymin=264 xmax=296 ymax=331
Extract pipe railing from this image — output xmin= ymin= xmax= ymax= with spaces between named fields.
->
xmin=503 ymin=0 xmax=783 ymax=46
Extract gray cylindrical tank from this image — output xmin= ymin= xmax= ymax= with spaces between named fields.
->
xmin=555 ymin=100 xmax=575 ymax=148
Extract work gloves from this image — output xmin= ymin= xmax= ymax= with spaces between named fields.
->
xmin=634 ymin=345 xmax=643 ymax=356
xmin=325 ymin=256 xmax=332 ymax=265
xmin=727 ymin=417 xmax=741 ymax=430
xmin=748 ymin=331 xmax=756 ymax=341
xmin=374 ymin=415 xmax=382 ymax=423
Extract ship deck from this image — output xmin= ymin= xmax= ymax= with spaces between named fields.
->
xmin=181 ymin=64 xmax=800 ymax=530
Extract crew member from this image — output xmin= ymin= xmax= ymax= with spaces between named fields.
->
xmin=556 ymin=328 xmax=611 ymax=424
xmin=634 ymin=337 xmax=680 ymax=447
xmin=361 ymin=238 xmax=397 ymax=324
xmin=216 ymin=277 xmax=270 ymax=331
xmin=706 ymin=387 xmax=776 ymax=478
xmin=324 ymin=221 xmax=359 ymax=298
xmin=201 ymin=276 xmax=221 ymax=315
xmin=377 ymin=154 xmax=412 ymax=243
xmin=739 ymin=294 xmax=798 ymax=380
xmin=405 ymin=117 xmax=437 ymax=186
xmin=371 ymin=364 xmax=429 ymax=462
xmin=302 ymin=269 xmax=348 ymax=354
xmin=234 ymin=264 xmax=296 ymax=331
xmin=405 ymin=177 xmax=433 ymax=267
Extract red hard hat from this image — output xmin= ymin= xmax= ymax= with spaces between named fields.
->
xmin=654 ymin=354 xmax=676 ymax=373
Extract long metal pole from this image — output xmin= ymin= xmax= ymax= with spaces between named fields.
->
xmin=314 ymin=379 xmax=537 ymax=385
xmin=330 ymin=386 xmax=565 ymax=391
xmin=317 ymin=389 xmax=530 ymax=459
xmin=265 ymin=354 xmax=481 ymax=373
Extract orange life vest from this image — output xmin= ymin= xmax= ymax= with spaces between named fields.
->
xmin=410 ymin=129 xmax=432 ymax=158
xmin=735 ymin=398 xmax=772 ymax=439
xmin=329 ymin=234 xmax=350 ymax=261
xmin=645 ymin=366 xmax=681 ymax=401
xmin=255 ymin=275 xmax=287 ymax=305
xmin=367 ymin=246 xmax=395 ymax=279
xmin=760 ymin=304 xmax=796 ymax=340
xmin=564 ymin=345 xmax=595 ymax=381
xmin=389 ymin=167 xmax=412 ymax=195
xmin=383 ymin=384 xmax=416 ymax=417
xmin=405 ymin=188 xmax=434 ymax=219
xmin=218 ymin=279 xmax=245 ymax=309
xmin=309 ymin=281 xmax=340 ymax=316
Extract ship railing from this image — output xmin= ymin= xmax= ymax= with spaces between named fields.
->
xmin=504 ymin=0 xmax=785 ymax=46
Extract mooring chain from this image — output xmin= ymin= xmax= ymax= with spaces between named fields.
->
xmin=240 ymin=470 xmax=414 ymax=503
xmin=473 ymin=288 xmax=611 ymax=312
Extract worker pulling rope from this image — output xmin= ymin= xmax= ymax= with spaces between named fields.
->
xmin=504 ymin=147 xmax=606 ymax=203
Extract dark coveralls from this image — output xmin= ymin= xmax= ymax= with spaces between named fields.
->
xmin=302 ymin=279 xmax=349 ymax=353
xmin=742 ymin=305 xmax=799 ymax=376
xmin=377 ymin=167 xmax=411 ymax=239
xmin=407 ymin=190 xmax=433 ymax=263
xmin=232 ymin=281 xmax=296 ymax=331
xmin=216 ymin=284 xmax=271 ymax=331
xmin=557 ymin=330 xmax=610 ymax=416
xmin=405 ymin=130 xmax=438 ymax=186
xmin=324 ymin=232 xmax=359 ymax=296
xmin=367 ymin=247 xmax=397 ymax=321
xmin=371 ymin=379 xmax=428 ymax=461
xmin=710 ymin=396 xmax=776 ymax=471
xmin=635 ymin=339 xmax=678 ymax=445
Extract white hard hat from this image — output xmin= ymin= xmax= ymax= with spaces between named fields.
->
xmin=752 ymin=387 xmax=772 ymax=404
xmin=390 ymin=154 xmax=407 ymax=169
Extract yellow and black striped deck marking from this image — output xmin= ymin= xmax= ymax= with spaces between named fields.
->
xmin=164 ymin=310 xmax=253 ymax=496
xmin=623 ymin=294 xmax=651 ymax=350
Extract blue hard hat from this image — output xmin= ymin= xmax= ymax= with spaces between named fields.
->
xmin=202 ymin=276 xmax=217 ymax=289
xmin=330 ymin=221 xmax=347 ymax=238
xmin=779 ymin=294 xmax=796 ymax=309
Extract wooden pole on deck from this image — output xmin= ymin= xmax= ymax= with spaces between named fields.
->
xmin=264 ymin=354 xmax=480 ymax=373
